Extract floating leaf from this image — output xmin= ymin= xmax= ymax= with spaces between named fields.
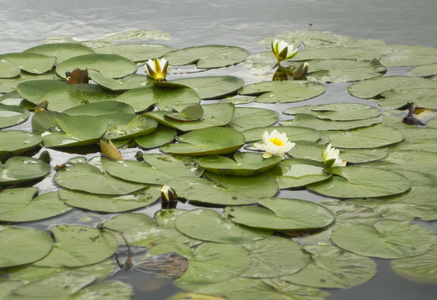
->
xmin=165 ymin=103 xmax=204 ymax=122
xmin=24 ymin=43 xmax=95 ymax=64
xmin=63 ymin=100 xmax=135 ymax=116
xmin=0 ymin=131 xmax=42 ymax=157
xmin=284 ymin=103 xmax=381 ymax=121
xmin=94 ymin=43 xmax=172 ymax=62
xmin=88 ymin=70 xmax=153 ymax=92
xmin=408 ymin=63 xmax=437 ymax=77
xmin=103 ymin=115 xmax=158 ymax=141
xmin=293 ymin=47 xmax=381 ymax=61
xmin=135 ymin=126 xmax=177 ymax=149
xmin=338 ymin=148 xmax=389 ymax=164
xmin=0 ymin=104 xmax=29 ymax=128
xmin=243 ymin=126 xmax=321 ymax=143
xmin=171 ymin=76 xmax=245 ymax=99
xmin=71 ymin=281 xmax=133 ymax=300
xmin=16 ymin=79 xmax=68 ymax=104
xmin=229 ymin=107 xmax=278 ymax=132
xmin=0 ymin=157 xmax=50 ymax=186
xmin=0 ymin=59 xmax=20 ymax=78
xmin=0 ymin=71 xmax=59 ymax=94
xmin=377 ymin=44 xmax=437 ymax=67
xmin=0 ymin=53 xmax=56 ymax=74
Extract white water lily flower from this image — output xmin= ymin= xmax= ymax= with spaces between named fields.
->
xmin=271 ymin=39 xmax=298 ymax=64
xmin=254 ymin=129 xmax=295 ymax=159
xmin=145 ymin=58 xmax=169 ymax=81
xmin=323 ymin=144 xmax=347 ymax=167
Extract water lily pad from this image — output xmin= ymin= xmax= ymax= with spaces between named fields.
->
xmin=229 ymin=107 xmax=278 ymax=132
xmin=0 ymin=53 xmax=56 ymax=74
xmin=377 ymin=44 xmax=437 ymax=67
xmin=379 ymin=87 xmax=437 ymax=110
xmin=0 ymin=188 xmax=72 ymax=222
xmin=243 ymin=126 xmax=321 ymax=143
xmin=161 ymin=127 xmax=245 ymax=156
xmin=63 ymin=100 xmax=135 ymax=116
xmin=24 ymin=43 xmax=95 ymax=64
xmin=72 ymin=281 xmax=132 ymax=300
xmin=0 ymin=59 xmax=20 ymax=78
xmin=171 ymin=76 xmax=245 ymax=99
xmin=0 ymin=104 xmax=29 ymax=128
xmin=143 ymin=153 xmax=204 ymax=177
xmin=226 ymin=197 xmax=335 ymax=231
xmin=103 ymin=115 xmax=158 ymax=141
xmin=331 ymin=219 xmax=435 ymax=258
xmin=281 ymin=244 xmax=377 ymax=288
xmin=164 ymin=45 xmax=249 ymax=69
xmin=0 ymin=227 xmax=53 ymax=268
xmin=0 ymin=157 xmax=50 ymax=185
xmin=175 ymin=209 xmax=272 ymax=243
xmin=0 ymin=131 xmax=42 ymax=156
xmin=238 ymin=81 xmax=325 ymax=103
xmin=0 ymin=71 xmax=59 ymax=94
xmin=294 ymin=47 xmax=381 ymax=61
xmin=408 ymin=63 xmax=437 ymax=77
xmin=135 ymin=126 xmax=177 ymax=149
xmin=165 ymin=103 xmax=204 ymax=122
xmin=308 ymin=166 xmax=410 ymax=198
xmin=33 ymin=225 xmax=118 ymax=267
xmin=284 ymin=103 xmax=381 ymax=121
xmin=88 ymin=70 xmax=153 ymax=92
xmin=16 ymin=79 xmax=68 ymax=104
xmin=94 ymin=43 xmax=172 ymax=62
xmin=146 ymin=102 xmax=235 ymax=131
xmin=197 ymin=152 xmax=282 ymax=176
xmin=56 ymin=53 xmax=137 ymax=78
xmin=339 ymin=148 xmax=389 ymax=164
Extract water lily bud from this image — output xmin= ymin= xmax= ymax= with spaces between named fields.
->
xmin=271 ymin=39 xmax=298 ymax=66
xmin=293 ymin=62 xmax=309 ymax=80
xmin=161 ymin=185 xmax=178 ymax=209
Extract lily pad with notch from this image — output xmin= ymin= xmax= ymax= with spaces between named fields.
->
xmin=164 ymin=103 xmax=204 ymax=122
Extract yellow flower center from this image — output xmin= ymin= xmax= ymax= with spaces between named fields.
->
xmin=270 ymin=137 xmax=285 ymax=146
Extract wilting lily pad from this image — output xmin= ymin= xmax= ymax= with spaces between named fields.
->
xmin=226 ymin=197 xmax=335 ymax=231
xmin=243 ymin=126 xmax=321 ymax=143
xmin=0 ymin=157 xmax=50 ymax=185
xmin=175 ymin=209 xmax=272 ymax=243
xmin=0 ymin=188 xmax=72 ymax=222
xmin=331 ymin=219 xmax=435 ymax=258
xmin=284 ymin=103 xmax=381 ymax=121
xmin=24 ymin=43 xmax=95 ymax=64
xmin=238 ymin=81 xmax=325 ymax=103
xmin=94 ymin=43 xmax=172 ymax=62
xmin=171 ymin=76 xmax=245 ymax=99
xmin=229 ymin=107 xmax=278 ymax=132
xmin=34 ymin=225 xmax=118 ymax=267
xmin=281 ymin=244 xmax=377 ymax=289
xmin=56 ymin=53 xmax=137 ymax=78
xmin=0 ymin=104 xmax=29 ymax=128
xmin=0 ymin=53 xmax=56 ymax=75
xmin=197 ymin=152 xmax=282 ymax=176
xmin=0 ymin=131 xmax=42 ymax=157
xmin=161 ymin=127 xmax=245 ymax=156
xmin=0 ymin=227 xmax=53 ymax=268
xmin=164 ymin=45 xmax=249 ymax=69
xmin=308 ymin=166 xmax=410 ymax=198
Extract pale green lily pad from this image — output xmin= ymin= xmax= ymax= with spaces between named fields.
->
xmin=165 ymin=103 xmax=204 ymax=122
xmin=135 ymin=126 xmax=177 ymax=149
xmin=0 ymin=281 xmax=23 ymax=299
xmin=0 ymin=131 xmax=42 ymax=156
xmin=294 ymin=47 xmax=381 ymax=61
xmin=266 ymin=158 xmax=332 ymax=189
xmin=338 ymin=148 xmax=389 ymax=164
xmin=242 ymin=236 xmax=310 ymax=278
xmin=226 ymin=197 xmax=335 ymax=231
xmin=161 ymin=127 xmax=245 ymax=156
xmin=287 ymin=141 xmax=327 ymax=162
xmin=146 ymin=102 xmax=235 ymax=131
xmin=88 ymin=70 xmax=153 ymax=92
xmin=229 ymin=107 xmax=278 ymax=131
xmin=408 ymin=63 xmax=437 ymax=77
xmin=0 ymin=59 xmax=20 ymax=78
xmin=0 ymin=227 xmax=53 ymax=268
xmin=94 ymin=43 xmax=172 ymax=62
xmin=71 ymin=281 xmax=132 ymax=300
xmin=175 ymin=208 xmax=272 ymax=243
xmin=242 ymin=52 xmax=277 ymax=73
xmin=388 ymin=127 xmax=437 ymax=153
xmin=280 ymin=113 xmax=383 ymax=131
xmin=143 ymin=153 xmax=204 ymax=177
xmin=0 ymin=71 xmax=60 ymax=94
xmin=0 ymin=188 xmax=72 ymax=222
xmin=0 ymin=157 xmax=50 ymax=186
xmin=171 ymin=76 xmax=245 ymax=99
xmin=308 ymin=166 xmax=411 ymax=198
xmin=379 ymin=87 xmax=437 ymax=110
xmin=16 ymin=79 xmax=68 ymax=104
xmin=0 ymin=105 xmax=29 ymax=128
xmin=59 ymin=186 xmax=160 ymax=213
xmin=281 ymin=244 xmax=377 ymax=289
xmin=56 ymin=53 xmax=137 ymax=78
xmin=322 ymin=124 xmax=404 ymax=149
xmin=331 ymin=219 xmax=435 ymax=258
xmin=238 ymin=81 xmax=325 ymax=103
xmin=103 ymin=115 xmax=158 ymax=141
xmin=24 ymin=43 xmax=95 ymax=64
xmin=391 ymin=244 xmax=437 ymax=284
xmin=0 ymin=53 xmax=56 ymax=75
xmin=243 ymin=126 xmax=321 ymax=143
xmin=377 ymin=44 xmax=437 ymax=67
xmin=117 ymin=83 xmax=200 ymax=112
xmin=221 ymin=95 xmax=254 ymax=104
xmin=284 ymin=103 xmax=381 ymax=121
xmin=393 ymin=170 xmax=437 ymax=187
xmin=197 ymin=152 xmax=282 ymax=176
xmin=34 ymin=225 xmax=118 ymax=267
xmin=54 ymin=161 xmax=146 ymax=195
xmin=164 ymin=45 xmax=249 ymax=69
xmin=63 ymin=100 xmax=135 ymax=116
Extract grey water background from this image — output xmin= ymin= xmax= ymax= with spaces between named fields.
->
xmin=1 ymin=0 xmax=437 ymax=299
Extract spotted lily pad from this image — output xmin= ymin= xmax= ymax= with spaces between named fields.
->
xmin=171 ymin=76 xmax=245 ymax=99
xmin=0 ymin=131 xmax=42 ymax=157
xmin=0 ymin=157 xmax=50 ymax=186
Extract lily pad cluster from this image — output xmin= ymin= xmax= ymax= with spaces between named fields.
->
xmin=1 ymin=29 xmax=437 ymax=300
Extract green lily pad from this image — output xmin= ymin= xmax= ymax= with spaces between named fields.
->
xmin=164 ymin=45 xmax=249 ymax=69
xmin=0 ymin=227 xmax=54 ymax=268
xmin=88 ymin=70 xmax=153 ymax=92
xmin=0 ymin=71 xmax=59 ymax=94
xmin=24 ymin=43 xmax=95 ymax=64
xmin=165 ymin=103 xmax=204 ymax=122
xmin=63 ymin=100 xmax=135 ymax=116
xmin=56 ymin=53 xmax=137 ymax=78
xmin=197 ymin=152 xmax=282 ymax=176
xmin=72 ymin=281 xmax=132 ymax=300
xmin=33 ymin=225 xmax=118 ymax=267
xmin=0 ymin=53 xmax=56 ymax=75
xmin=331 ymin=219 xmax=435 ymax=258
xmin=281 ymin=244 xmax=377 ymax=289
xmin=175 ymin=208 xmax=272 ymax=243
xmin=0 ymin=104 xmax=29 ymax=128
xmin=94 ymin=43 xmax=172 ymax=62
xmin=135 ymin=126 xmax=177 ymax=149
xmin=284 ymin=103 xmax=381 ymax=121
xmin=408 ymin=63 xmax=437 ymax=77
xmin=161 ymin=127 xmax=245 ymax=156
xmin=146 ymin=102 xmax=235 ymax=131
xmin=171 ymin=76 xmax=245 ymax=99
xmin=243 ymin=126 xmax=321 ymax=143
xmin=377 ymin=44 xmax=437 ymax=67
xmin=309 ymin=166 xmax=411 ymax=198
xmin=16 ymin=79 xmax=68 ymax=104
xmin=0 ymin=188 xmax=72 ymax=222
xmin=0 ymin=131 xmax=42 ymax=157
xmin=0 ymin=59 xmax=20 ymax=78
xmin=103 ymin=115 xmax=158 ymax=141
xmin=229 ymin=107 xmax=278 ymax=132
xmin=238 ymin=81 xmax=325 ymax=103
xmin=0 ymin=157 xmax=50 ymax=186
xmin=226 ymin=197 xmax=335 ymax=231
xmin=293 ymin=47 xmax=382 ymax=61
xmin=379 ymin=87 xmax=437 ymax=110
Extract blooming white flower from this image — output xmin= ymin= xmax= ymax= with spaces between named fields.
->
xmin=145 ymin=58 xmax=169 ymax=81
xmin=323 ymin=144 xmax=347 ymax=167
xmin=254 ymin=129 xmax=295 ymax=159
xmin=271 ymin=39 xmax=298 ymax=65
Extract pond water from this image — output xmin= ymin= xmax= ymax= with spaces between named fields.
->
xmin=1 ymin=0 xmax=437 ymax=299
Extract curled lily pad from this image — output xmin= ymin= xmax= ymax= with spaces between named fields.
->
xmin=94 ymin=43 xmax=172 ymax=62
xmin=171 ymin=76 xmax=245 ymax=99
xmin=0 ymin=104 xmax=29 ymax=128
xmin=0 ymin=157 xmax=50 ymax=186
xmin=0 ymin=53 xmax=56 ymax=75
xmin=197 ymin=152 xmax=282 ymax=176
xmin=24 ymin=43 xmax=95 ymax=64
xmin=161 ymin=127 xmax=245 ymax=156
xmin=0 ymin=131 xmax=42 ymax=157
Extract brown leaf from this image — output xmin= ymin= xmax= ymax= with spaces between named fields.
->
xmin=100 ymin=140 xmax=123 ymax=161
